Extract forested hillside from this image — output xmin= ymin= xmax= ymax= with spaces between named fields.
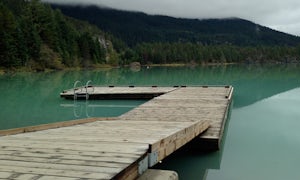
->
xmin=52 ymin=5 xmax=300 ymax=47
xmin=0 ymin=0 xmax=119 ymax=71
xmin=51 ymin=4 xmax=300 ymax=65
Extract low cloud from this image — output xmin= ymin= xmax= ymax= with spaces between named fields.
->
xmin=43 ymin=0 xmax=300 ymax=36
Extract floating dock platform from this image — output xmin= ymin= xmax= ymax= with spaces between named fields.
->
xmin=0 ymin=86 xmax=233 ymax=179
xmin=61 ymin=86 xmax=177 ymax=100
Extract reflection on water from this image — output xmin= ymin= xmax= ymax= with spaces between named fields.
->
xmin=156 ymin=88 xmax=300 ymax=180
xmin=204 ymin=88 xmax=300 ymax=180
xmin=60 ymin=100 xmax=144 ymax=119
xmin=1 ymin=64 xmax=300 ymax=179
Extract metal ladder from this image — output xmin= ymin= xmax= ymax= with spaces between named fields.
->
xmin=73 ymin=80 xmax=94 ymax=100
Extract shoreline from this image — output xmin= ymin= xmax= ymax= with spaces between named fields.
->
xmin=0 ymin=65 xmax=116 ymax=74
xmin=144 ymin=62 xmax=237 ymax=67
xmin=1 ymin=61 xmax=299 ymax=74
xmin=0 ymin=63 xmax=214 ymax=74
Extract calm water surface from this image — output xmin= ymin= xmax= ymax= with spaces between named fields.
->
xmin=1 ymin=65 xmax=300 ymax=180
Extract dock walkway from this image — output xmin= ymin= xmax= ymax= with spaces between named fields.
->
xmin=0 ymin=86 xmax=233 ymax=179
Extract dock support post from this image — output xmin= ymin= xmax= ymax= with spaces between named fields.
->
xmin=138 ymin=156 xmax=149 ymax=175
xmin=148 ymin=151 xmax=159 ymax=167
xmin=138 ymin=151 xmax=159 ymax=175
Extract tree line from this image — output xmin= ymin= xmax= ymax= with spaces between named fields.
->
xmin=120 ymin=42 xmax=300 ymax=65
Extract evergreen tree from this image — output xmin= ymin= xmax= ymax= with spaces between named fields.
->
xmin=0 ymin=2 xmax=18 ymax=67
xmin=0 ymin=0 xmax=116 ymax=70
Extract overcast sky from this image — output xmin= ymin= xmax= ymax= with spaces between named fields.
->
xmin=43 ymin=0 xmax=300 ymax=36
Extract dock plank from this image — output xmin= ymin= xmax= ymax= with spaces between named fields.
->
xmin=0 ymin=160 xmax=124 ymax=174
xmin=0 ymin=165 xmax=113 ymax=179
xmin=0 ymin=154 xmax=130 ymax=169
xmin=0 ymin=150 xmax=141 ymax=165
xmin=0 ymin=146 xmax=141 ymax=159
xmin=0 ymin=139 xmax=148 ymax=155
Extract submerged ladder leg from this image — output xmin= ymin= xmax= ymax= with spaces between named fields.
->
xmin=73 ymin=80 xmax=83 ymax=100
xmin=84 ymin=80 xmax=93 ymax=100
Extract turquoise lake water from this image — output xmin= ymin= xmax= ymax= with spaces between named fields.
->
xmin=1 ymin=64 xmax=300 ymax=179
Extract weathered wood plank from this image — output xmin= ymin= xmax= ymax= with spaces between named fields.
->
xmin=0 ymin=154 xmax=129 ymax=168
xmin=0 ymin=146 xmax=141 ymax=159
xmin=0 ymin=151 xmax=140 ymax=165
xmin=150 ymin=120 xmax=210 ymax=162
xmin=0 ymin=174 xmax=80 ymax=180
xmin=139 ymin=99 xmax=228 ymax=108
xmin=0 ymin=117 xmax=116 ymax=136
xmin=0 ymin=172 xmax=55 ymax=180
xmin=2 ymin=124 xmax=199 ymax=146
xmin=0 ymin=139 xmax=148 ymax=154
xmin=0 ymin=165 xmax=113 ymax=179
xmin=0 ymin=160 xmax=123 ymax=174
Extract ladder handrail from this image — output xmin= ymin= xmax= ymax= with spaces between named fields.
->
xmin=85 ymin=80 xmax=94 ymax=94
xmin=74 ymin=81 xmax=83 ymax=92
xmin=73 ymin=81 xmax=83 ymax=100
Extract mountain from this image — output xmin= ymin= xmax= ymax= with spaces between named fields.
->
xmin=51 ymin=4 xmax=300 ymax=47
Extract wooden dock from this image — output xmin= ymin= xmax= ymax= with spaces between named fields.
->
xmin=0 ymin=86 xmax=233 ymax=179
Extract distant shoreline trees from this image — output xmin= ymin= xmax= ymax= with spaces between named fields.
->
xmin=122 ymin=42 xmax=300 ymax=65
